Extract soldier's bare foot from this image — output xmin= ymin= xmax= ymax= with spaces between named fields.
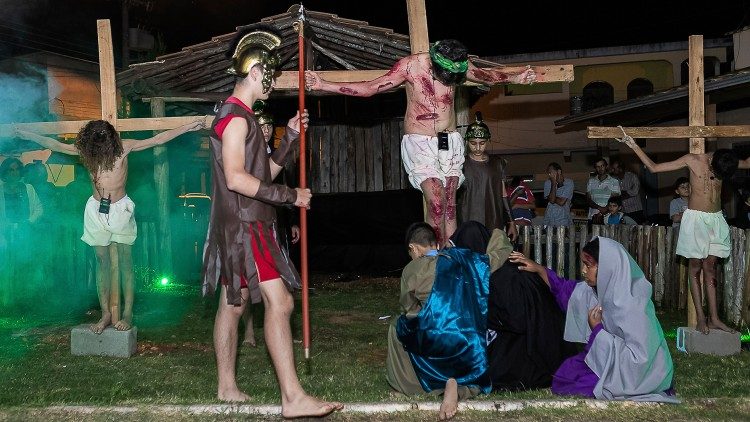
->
xmin=218 ymin=387 xmax=251 ymax=402
xmin=696 ymin=319 xmax=709 ymax=335
xmin=281 ymin=394 xmax=343 ymax=419
xmin=438 ymin=378 xmax=459 ymax=421
xmin=90 ymin=311 xmax=111 ymax=335
xmin=708 ymin=318 xmax=735 ymax=333
xmin=242 ymin=327 xmax=256 ymax=347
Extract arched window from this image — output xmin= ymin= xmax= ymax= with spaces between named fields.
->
xmin=582 ymin=81 xmax=614 ymax=111
xmin=627 ymin=78 xmax=653 ymax=99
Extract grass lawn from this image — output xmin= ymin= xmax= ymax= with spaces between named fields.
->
xmin=1 ymin=275 xmax=749 ymax=420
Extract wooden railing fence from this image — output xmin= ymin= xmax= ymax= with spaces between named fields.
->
xmin=518 ymin=224 xmax=750 ymax=326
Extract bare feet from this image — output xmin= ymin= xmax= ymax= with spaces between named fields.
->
xmin=218 ymin=387 xmax=251 ymax=402
xmin=696 ymin=318 xmax=709 ymax=335
xmin=281 ymin=394 xmax=343 ymax=419
xmin=90 ymin=311 xmax=112 ymax=335
xmin=708 ymin=317 xmax=736 ymax=333
xmin=114 ymin=312 xmax=132 ymax=331
xmin=243 ymin=327 xmax=257 ymax=347
xmin=439 ymin=378 xmax=459 ymax=421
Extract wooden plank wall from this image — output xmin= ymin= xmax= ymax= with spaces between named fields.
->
xmin=306 ymin=120 xmax=407 ymax=193
xmin=518 ymin=225 xmax=750 ymax=325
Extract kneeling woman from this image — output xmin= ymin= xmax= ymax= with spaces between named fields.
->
xmin=509 ymin=237 xmax=678 ymax=402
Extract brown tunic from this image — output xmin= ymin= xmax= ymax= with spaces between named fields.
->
xmin=458 ymin=156 xmax=509 ymax=230
xmin=202 ymin=101 xmax=301 ymax=306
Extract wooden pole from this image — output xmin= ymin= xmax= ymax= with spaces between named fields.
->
xmin=406 ymin=0 xmax=429 ymax=54
xmin=295 ymin=7 xmax=311 ymax=360
xmin=97 ymin=20 xmax=117 ymax=125
xmin=151 ymin=98 xmax=173 ymax=281
xmin=686 ymin=35 xmax=704 ymax=329
xmin=97 ymin=19 xmax=121 ymax=321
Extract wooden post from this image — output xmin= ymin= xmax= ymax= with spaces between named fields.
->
xmin=686 ymin=35 xmax=705 ymax=329
xmin=567 ymin=226 xmax=576 ymax=280
xmin=151 ymin=98 xmax=173 ymax=279
xmin=555 ymin=226 xmax=565 ymax=276
xmin=522 ymin=225 xmax=531 ymax=258
xmin=406 ymin=0 xmax=429 ymax=54
xmin=97 ymin=20 xmax=117 ymax=125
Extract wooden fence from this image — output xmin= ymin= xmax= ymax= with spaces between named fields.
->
xmin=518 ymin=224 xmax=750 ymax=327
xmin=306 ymin=120 xmax=409 ymax=193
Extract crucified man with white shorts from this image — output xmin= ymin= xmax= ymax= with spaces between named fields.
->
xmin=306 ymin=39 xmax=536 ymax=245
xmin=16 ymin=120 xmax=203 ymax=333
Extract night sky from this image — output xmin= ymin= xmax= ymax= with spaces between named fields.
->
xmin=1 ymin=0 xmax=749 ymax=67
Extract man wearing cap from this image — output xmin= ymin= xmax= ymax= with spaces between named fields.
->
xmin=457 ymin=112 xmax=516 ymax=240
xmin=306 ymin=40 xmax=536 ymax=245
xmin=202 ymin=26 xmax=342 ymax=417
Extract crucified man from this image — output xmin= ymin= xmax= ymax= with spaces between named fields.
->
xmin=618 ymin=134 xmax=749 ymax=334
xmin=306 ymin=39 xmax=536 ymax=244
xmin=16 ymin=120 xmax=204 ymax=333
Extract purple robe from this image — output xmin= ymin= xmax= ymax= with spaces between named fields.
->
xmin=546 ymin=269 xmax=599 ymax=397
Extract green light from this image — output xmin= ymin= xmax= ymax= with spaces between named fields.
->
xmin=160 ymin=277 xmax=169 ymax=286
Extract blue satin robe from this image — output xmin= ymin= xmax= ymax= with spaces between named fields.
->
xmin=395 ymin=247 xmax=492 ymax=394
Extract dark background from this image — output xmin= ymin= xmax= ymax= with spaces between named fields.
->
xmin=2 ymin=0 xmax=749 ymax=66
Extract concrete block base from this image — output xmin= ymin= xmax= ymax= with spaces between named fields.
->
xmin=676 ymin=327 xmax=740 ymax=356
xmin=71 ymin=324 xmax=137 ymax=358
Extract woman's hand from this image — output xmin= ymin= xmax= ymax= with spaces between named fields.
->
xmin=588 ymin=306 xmax=603 ymax=329
xmin=509 ymin=251 xmax=543 ymax=274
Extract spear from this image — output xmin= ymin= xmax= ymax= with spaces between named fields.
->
xmin=293 ymin=3 xmax=311 ymax=360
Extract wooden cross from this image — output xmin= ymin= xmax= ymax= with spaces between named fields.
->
xmin=271 ymin=0 xmax=574 ymax=90
xmin=587 ymin=35 xmax=750 ymax=328
xmin=0 ymin=20 xmax=210 ymax=322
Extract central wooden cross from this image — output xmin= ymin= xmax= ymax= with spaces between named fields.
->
xmin=587 ymin=35 xmax=750 ymax=328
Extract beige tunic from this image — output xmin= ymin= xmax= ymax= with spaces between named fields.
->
xmin=385 ymin=229 xmax=513 ymax=397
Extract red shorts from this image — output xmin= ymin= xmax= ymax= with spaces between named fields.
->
xmin=221 ymin=222 xmax=282 ymax=289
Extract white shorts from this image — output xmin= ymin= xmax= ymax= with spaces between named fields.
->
xmin=81 ymin=195 xmax=137 ymax=247
xmin=400 ymin=132 xmax=465 ymax=190
xmin=675 ymin=209 xmax=729 ymax=259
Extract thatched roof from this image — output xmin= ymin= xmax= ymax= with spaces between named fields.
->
xmin=117 ymin=4 xmax=411 ymax=99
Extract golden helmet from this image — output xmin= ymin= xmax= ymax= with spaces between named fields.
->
xmin=227 ymin=28 xmax=282 ymax=92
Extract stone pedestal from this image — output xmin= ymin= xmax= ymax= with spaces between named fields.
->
xmin=71 ymin=324 xmax=137 ymax=358
xmin=676 ymin=327 xmax=740 ymax=356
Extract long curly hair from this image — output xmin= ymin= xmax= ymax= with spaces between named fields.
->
xmin=75 ymin=120 xmax=123 ymax=174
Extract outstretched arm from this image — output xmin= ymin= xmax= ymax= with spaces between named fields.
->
xmin=466 ymin=61 xmax=537 ymax=85
xmin=616 ymin=135 xmax=689 ymax=173
xmin=123 ymin=120 xmax=204 ymax=152
xmin=15 ymin=128 xmax=78 ymax=155
xmin=305 ymin=57 xmax=408 ymax=97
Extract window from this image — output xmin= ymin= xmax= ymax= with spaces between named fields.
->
xmin=627 ymin=78 xmax=654 ymax=99
xmin=582 ymin=81 xmax=614 ymax=111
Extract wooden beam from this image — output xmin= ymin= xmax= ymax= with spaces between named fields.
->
xmin=1 ymin=115 xmax=211 ymax=137
xmin=115 ymin=116 xmax=213 ymax=132
xmin=97 ymin=20 xmax=118 ymax=124
xmin=587 ymin=125 xmax=750 ymax=139
xmin=688 ymin=35 xmax=705 ymax=155
xmin=406 ymin=0 xmax=429 ymax=54
xmin=278 ymin=65 xmax=574 ymax=90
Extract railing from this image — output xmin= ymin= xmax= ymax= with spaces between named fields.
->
xmin=517 ymin=224 xmax=750 ymax=326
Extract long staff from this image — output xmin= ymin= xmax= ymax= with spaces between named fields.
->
xmin=294 ymin=4 xmax=311 ymax=360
